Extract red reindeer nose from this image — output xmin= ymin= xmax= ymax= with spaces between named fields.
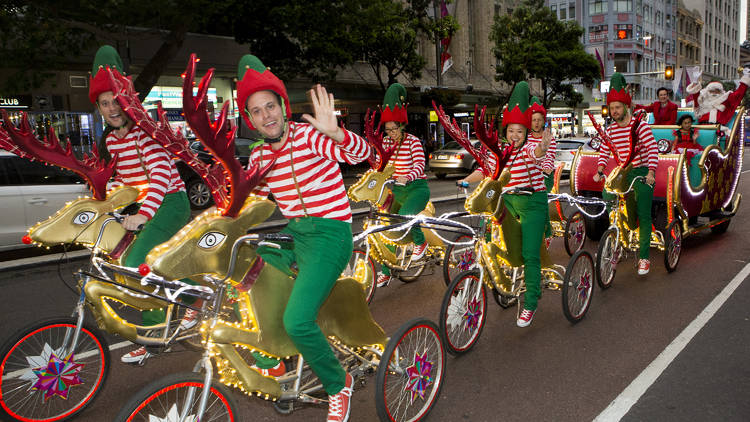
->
xmin=21 ymin=235 xmax=32 ymax=245
xmin=138 ymin=263 xmax=151 ymax=276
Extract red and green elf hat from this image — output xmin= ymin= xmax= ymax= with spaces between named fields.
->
xmin=236 ymin=54 xmax=291 ymax=130
xmin=501 ymin=81 xmax=531 ymax=128
xmin=529 ymin=96 xmax=546 ymax=118
xmin=88 ymin=45 xmax=125 ymax=104
xmin=381 ymin=83 xmax=408 ymax=124
xmin=606 ymin=72 xmax=631 ymax=107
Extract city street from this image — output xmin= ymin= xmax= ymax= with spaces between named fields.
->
xmin=1 ymin=160 xmax=749 ymax=421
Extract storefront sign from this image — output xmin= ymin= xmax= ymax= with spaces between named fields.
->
xmin=0 ymin=95 xmax=31 ymax=109
xmin=144 ymin=86 xmax=217 ymax=109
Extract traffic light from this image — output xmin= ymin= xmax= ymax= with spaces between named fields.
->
xmin=665 ymin=65 xmax=674 ymax=80
xmin=601 ymin=105 xmax=609 ymax=117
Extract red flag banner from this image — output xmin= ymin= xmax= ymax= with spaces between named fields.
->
xmin=594 ymin=49 xmax=605 ymax=79
xmin=440 ymin=0 xmax=453 ymax=75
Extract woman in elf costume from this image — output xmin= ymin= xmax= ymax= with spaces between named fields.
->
xmin=236 ymin=54 xmax=371 ymax=422
xmin=458 ymin=82 xmax=552 ymax=327
xmin=376 ymin=83 xmax=431 ymax=287
xmin=87 ymin=45 xmax=196 ymax=364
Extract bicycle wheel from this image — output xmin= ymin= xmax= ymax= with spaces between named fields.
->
xmin=596 ymin=228 xmax=619 ymax=289
xmin=439 ymin=270 xmax=487 ymax=355
xmin=115 ymin=372 xmax=239 ymax=422
xmin=562 ymin=250 xmax=595 ymax=323
xmin=375 ymin=318 xmax=445 ymax=422
xmin=564 ymin=211 xmax=586 ymax=256
xmin=343 ymin=248 xmax=376 ymax=304
xmin=442 ymin=234 xmax=476 ymax=286
xmin=663 ymin=220 xmax=682 ymax=273
xmin=0 ymin=317 xmax=110 ymax=421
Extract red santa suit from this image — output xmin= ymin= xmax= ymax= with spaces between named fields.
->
xmin=685 ymin=76 xmax=750 ymax=126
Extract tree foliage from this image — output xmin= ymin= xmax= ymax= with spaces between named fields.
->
xmin=489 ymin=0 xmax=599 ymax=108
xmin=0 ymin=0 xmax=232 ymax=99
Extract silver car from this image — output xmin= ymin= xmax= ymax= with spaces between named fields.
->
xmin=428 ymin=140 xmax=480 ymax=179
xmin=555 ymin=137 xmax=593 ymax=174
xmin=0 ymin=151 xmax=88 ymax=251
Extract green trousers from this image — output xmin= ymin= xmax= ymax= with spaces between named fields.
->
xmin=382 ymin=178 xmax=430 ymax=276
xmin=503 ymin=191 xmax=548 ymax=311
xmin=602 ymin=167 xmax=653 ymax=259
xmin=123 ymin=191 xmax=192 ymax=326
xmin=252 ymin=217 xmax=353 ymax=396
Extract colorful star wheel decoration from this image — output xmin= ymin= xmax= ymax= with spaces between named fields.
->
xmin=31 ymin=351 xmax=84 ymax=400
xmin=458 ymin=250 xmax=475 ymax=271
xmin=462 ymin=298 xmax=482 ymax=331
xmin=404 ymin=351 xmax=433 ymax=404
xmin=577 ymin=270 xmax=591 ymax=300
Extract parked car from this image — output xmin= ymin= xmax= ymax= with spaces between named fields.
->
xmin=0 ymin=151 xmax=88 ymax=251
xmin=555 ymin=137 xmax=594 ymax=174
xmin=428 ymin=140 xmax=481 ymax=179
xmin=176 ymin=137 xmax=256 ymax=209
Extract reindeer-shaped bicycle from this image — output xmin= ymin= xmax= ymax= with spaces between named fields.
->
xmin=109 ymin=56 xmax=446 ymax=422
xmin=348 ymin=110 xmax=468 ymax=290
xmin=432 ymin=105 xmax=596 ymax=355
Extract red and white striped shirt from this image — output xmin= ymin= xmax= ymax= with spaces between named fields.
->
xmin=249 ymin=122 xmax=370 ymax=222
xmin=527 ymin=133 xmax=556 ymax=173
xmin=382 ymin=133 xmax=426 ymax=182
xmin=504 ymin=142 xmax=546 ymax=192
xmin=598 ymin=116 xmax=658 ymax=171
xmin=106 ymin=127 xmax=185 ymax=219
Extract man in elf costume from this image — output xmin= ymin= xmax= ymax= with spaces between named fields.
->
xmin=235 ymin=54 xmax=370 ymax=422
xmin=376 ymin=83 xmax=431 ymax=287
xmin=88 ymin=45 xmax=196 ymax=363
xmin=528 ymin=96 xmax=556 ymax=242
xmin=593 ymin=72 xmax=658 ymax=275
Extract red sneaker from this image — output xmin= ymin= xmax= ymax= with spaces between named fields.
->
xmin=251 ymin=361 xmax=286 ymax=378
xmin=180 ymin=307 xmax=200 ymax=330
xmin=516 ymin=309 xmax=535 ymax=328
xmin=376 ymin=274 xmax=391 ymax=288
xmin=412 ymin=242 xmax=428 ymax=261
xmin=638 ymin=259 xmax=650 ymax=275
xmin=121 ymin=346 xmax=151 ymax=364
xmin=327 ymin=373 xmax=353 ymax=422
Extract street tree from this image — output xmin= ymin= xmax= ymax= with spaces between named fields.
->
xmin=0 ymin=0 xmax=233 ymax=100
xmin=489 ymin=0 xmax=599 ymax=108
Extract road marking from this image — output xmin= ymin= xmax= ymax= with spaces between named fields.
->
xmin=594 ymin=262 xmax=750 ymax=421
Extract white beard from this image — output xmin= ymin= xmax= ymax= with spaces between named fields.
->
xmin=696 ymin=89 xmax=730 ymax=117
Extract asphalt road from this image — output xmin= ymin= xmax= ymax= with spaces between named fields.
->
xmin=1 ymin=166 xmax=749 ymax=421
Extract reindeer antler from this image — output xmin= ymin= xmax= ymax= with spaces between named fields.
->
xmin=0 ymin=110 xmax=115 ymax=200
xmin=473 ymin=105 xmax=513 ymax=179
xmin=105 ymin=65 xmax=229 ymax=210
xmin=363 ymin=108 xmax=396 ymax=171
xmin=182 ymin=54 xmax=275 ymax=217
xmin=586 ymin=110 xmax=623 ymax=165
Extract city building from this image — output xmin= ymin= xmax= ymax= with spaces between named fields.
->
xmin=683 ymin=0 xmax=741 ymax=82
xmin=676 ymin=1 xmax=703 ymax=71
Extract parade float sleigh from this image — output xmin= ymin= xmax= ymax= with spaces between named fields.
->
xmin=574 ymin=107 xmax=743 ymax=241
xmin=114 ymin=55 xmax=446 ymax=422
xmin=347 ymin=109 xmax=451 ymax=283
xmin=433 ymin=104 xmax=595 ymax=356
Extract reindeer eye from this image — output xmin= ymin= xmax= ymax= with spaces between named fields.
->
xmin=73 ymin=211 xmax=96 ymax=225
xmin=198 ymin=232 xmax=226 ymax=249
xmin=367 ymin=180 xmax=377 ymax=189
xmin=486 ymin=189 xmax=495 ymax=199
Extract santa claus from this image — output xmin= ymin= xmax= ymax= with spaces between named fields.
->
xmin=685 ymin=68 xmax=750 ymax=128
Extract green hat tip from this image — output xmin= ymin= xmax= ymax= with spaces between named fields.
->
xmin=530 ymin=96 xmax=542 ymax=106
xmin=610 ymin=72 xmax=627 ymax=91
xmin=238 ymin=55 xmax=266 ymax=80
xmin=91 ymin=45 xmax=124 ymax=77
xmin=508 ymin=81 xmax=530 ymax=111
xmin=383 ymin=83 xmax=407 ymax=108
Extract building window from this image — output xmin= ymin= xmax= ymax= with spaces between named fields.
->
xmin=613 ymin=0 xmax=632 ymax=12
xmin=560 ymin=6 xmax=567 ymax=19
xmin=589 ymin=0 xmax=607 ymax=14
xmin=589 ymin=25 xmax=608 ymax=42
xmin=569 ymin=2 xmax=575 ymax=19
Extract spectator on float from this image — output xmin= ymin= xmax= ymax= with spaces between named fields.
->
xmin=635 ymin=87 xmax=678 ymax=125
